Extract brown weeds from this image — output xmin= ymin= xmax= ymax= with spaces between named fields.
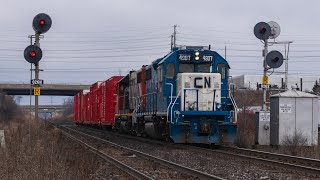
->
xmin=0 ymin=119 xmax=102 ymax=180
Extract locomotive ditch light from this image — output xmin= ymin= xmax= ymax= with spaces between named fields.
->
xmin=24 ymin=45 xmax=43 ymax=64
xmin=32 ymin=13 xmax=52 ymax=34
xmin=216 ymin=103 xmax=222 ymax=109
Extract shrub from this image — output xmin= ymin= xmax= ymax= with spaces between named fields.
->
xmin=281 ymin=131 xmax=308 ymax=156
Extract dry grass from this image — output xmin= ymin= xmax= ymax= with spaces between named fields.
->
xmin=0 ymin=119 xmax=103 ymax=180
xmin=273 ymin=132 xmax=320 ymax=158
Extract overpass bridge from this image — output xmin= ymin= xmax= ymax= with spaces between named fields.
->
xmin=20 ymin=105 xmax=70 ymax=119
xmin=0 ymin=84 xmax=90 ymax=96
xmin=20 ymin=105 xmax=68 ymax=112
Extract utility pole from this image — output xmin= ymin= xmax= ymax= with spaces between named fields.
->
xmin=224 ymin=45 xmax=227 ymax=60
xmin=170 ymin=34 xmax=174 ymax=51
xmin=284 ymin=42 xmax=292 ymax=90
xmin=173 ymin=25 xmax=177 ymax=48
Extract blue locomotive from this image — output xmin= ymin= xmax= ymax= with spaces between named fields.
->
xmin=115 ymin=46 xmax=237 ymax=144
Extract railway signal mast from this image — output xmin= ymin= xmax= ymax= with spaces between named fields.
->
xmin=24 ymin=13 xmax=52 ymax=120
xmin=254 ymin=21 xmax=283 ymax=111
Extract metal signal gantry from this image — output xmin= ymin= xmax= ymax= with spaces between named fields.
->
xmin=24 ymin=13 xmax=52 ymax=120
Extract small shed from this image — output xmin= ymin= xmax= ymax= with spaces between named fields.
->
xmin=270 ymin=90 xmax=318 ymax=146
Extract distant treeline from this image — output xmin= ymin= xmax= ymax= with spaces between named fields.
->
xmin=0 ymin=93 xmax=20 ymax=122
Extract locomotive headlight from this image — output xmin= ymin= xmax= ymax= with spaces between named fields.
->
xmin=195 ymin=52 xmax=200 ymax=61
xmin=216 ymin=103 xmax=222 ymax=109
xmin=188 ymin=102 xmax=196 ymax=110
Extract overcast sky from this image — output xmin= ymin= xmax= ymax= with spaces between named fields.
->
xmin=1 ymin=0 xmax=320 ymax=104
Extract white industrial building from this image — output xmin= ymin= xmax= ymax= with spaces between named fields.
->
xmin=233 ymin=75 xmax=320 ymax=91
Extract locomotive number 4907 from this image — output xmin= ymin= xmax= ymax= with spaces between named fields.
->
xmin=203 ymin=55 xmax=213 ymax=61
xmin=179 ymin=55 xmax=191 ymax=61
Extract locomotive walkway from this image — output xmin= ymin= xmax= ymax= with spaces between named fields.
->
xmin=0 ymin=83 xmax=90 ymax=96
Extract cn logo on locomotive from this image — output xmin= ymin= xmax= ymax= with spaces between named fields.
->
xmin=194 ymin=77 xmax=211 ymax=88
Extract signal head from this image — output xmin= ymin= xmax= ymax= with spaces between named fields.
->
xmin=24 ymin=45 xmax=43 ymax=64
xmin=32 ymin=13 xmax=52 ymax=34
xmin=254 ymin=22 xmax=271 ymax=40
xmin=267 ymin=21 xmax=281 ymax=39
xmin=266 ymin=50 xmax=284 ymax=69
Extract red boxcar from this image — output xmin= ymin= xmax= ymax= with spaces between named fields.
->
xmin=97 ymin=82 xmax=105 ymax=124
xmin=84 ymin=90 xmax=91 ymax=124
xmin=73 ymin=77 xmax=121 ymax=127
xmin=89 ymin=81 xmax=103 ymax=125
xmin=73 ymin=92 xmax=81 ymax=124
xmin=100 ymin=76 xmax=123 ymax=127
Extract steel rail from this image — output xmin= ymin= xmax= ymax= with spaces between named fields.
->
xmin=209 ymin=148 xmax=320 ymax=176
xmin=219 ymin=146 xmax=320 ymax=169
xmin=76 ymin=125 xmax=320 ymax=176
xmin=63 ymin=125 xmax=225 ymax=180
xmin=58 ymin=127 xmax=153 ymax=180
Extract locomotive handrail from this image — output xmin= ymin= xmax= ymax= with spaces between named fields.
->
xmin=228 ymin=83 xmax=238 ymax=123
xmin=170 ymin=89 xmax=181 ymax=124
xmin=130 ymin=92 xmax=158 ymax=114
xmin=166 ymin=83 xmax=174 ymax=123
xmin=141 ymin=92 xmax=157 ymax=114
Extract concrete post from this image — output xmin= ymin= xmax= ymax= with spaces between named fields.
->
xmin=0 ymin=130 xmax=5 ymax=148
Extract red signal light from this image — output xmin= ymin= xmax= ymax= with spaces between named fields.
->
xmin=30 ymin=51 xmax=36 ymax=57
xmin=40 ymin=20 xmax=45 ymax=25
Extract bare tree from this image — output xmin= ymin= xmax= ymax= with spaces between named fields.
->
xmin=62 ymin=98 xmax=74 ymax=117
xmin=0 ymin=93 xmax=20 ymax=122
xmin=234 ymin=90 xmax=262 ymax=148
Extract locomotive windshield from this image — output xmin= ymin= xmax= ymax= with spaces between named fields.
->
xmin=196 ymin=63 xmax=211 ymax=73
xmin=179 ymin=64 xmax=193 ymax=73
xmin=179 ymin=63 xmax=211 ymax=73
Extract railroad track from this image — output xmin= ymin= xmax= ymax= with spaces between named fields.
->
xmin=214 ymin=146 xmax=320 ymax=176
xmin=76 ymin=125 xmax=320 ymax=177
xmin=59 ymin=127 xmax=152 ymax=180
xmin=56 ymin=124 xmax=225 ymax=180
